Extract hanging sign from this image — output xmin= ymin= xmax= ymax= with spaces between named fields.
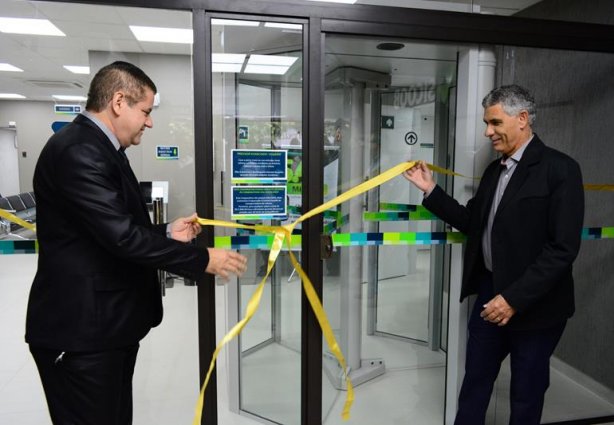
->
xmin=54 ymin=104 xmax=82 ymax=114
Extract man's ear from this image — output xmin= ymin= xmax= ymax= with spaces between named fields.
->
xmin=518 ymin=110 xmax=529 ymax=129
xmin=110 ymin=91 xmax=124 ymax=115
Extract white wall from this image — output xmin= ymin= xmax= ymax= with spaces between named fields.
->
xmin=0 ymin=128 xmax=20 ymax=196
xmin=0 ymin=52 xmax=196 ymax=219
xmin=0 ymin=101 xmax=59 ymax=194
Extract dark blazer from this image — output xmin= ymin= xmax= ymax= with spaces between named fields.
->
xmin=26 ymin=114 xmax=209 ymax=351
xmin=424 ymin=135 xmax=584 ymax=330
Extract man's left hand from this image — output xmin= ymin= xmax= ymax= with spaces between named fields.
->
xmin=480 ymin=294 xmax=516 ymax=326
xmin=169 ymin=213 xmax=202 ymax=242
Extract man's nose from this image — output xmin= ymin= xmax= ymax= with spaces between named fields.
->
xmin=484 ymin=124 xmax=493 ymax=137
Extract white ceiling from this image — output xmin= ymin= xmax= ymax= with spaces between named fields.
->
xmin=0 ymin=1 xmax=192 ymax=102
xmin=0 ymin=0 xmax=541 ymax=102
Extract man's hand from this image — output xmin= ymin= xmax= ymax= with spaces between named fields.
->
xmin=169 ymin=213 xmax=201 ymax=242
xmin=206 ymin=248 xmax=248 ymax=280
xmin=480 ymin=294 xmax=516 ymax=326
xmin=403 ymin=160 xmax=436 ymax=194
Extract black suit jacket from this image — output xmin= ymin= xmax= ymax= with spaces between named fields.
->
xmin=26 ymin=114 xmax=209 ymax=351
xmin=424 ymin=136 xmax=584 ymax=330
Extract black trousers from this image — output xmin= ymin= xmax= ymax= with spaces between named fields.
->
xmin=454 ymin=273 xmax=566 ymax=425
xmin=30 ymin=344 xmax=139 ymax=425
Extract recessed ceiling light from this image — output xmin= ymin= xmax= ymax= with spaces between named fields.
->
xmin=0 ymin=93 xmax=26 ymax=99
xmin=52 ymin=95 xmax=87 ymax=101
xmin=212 ymin=54 xmax=246 ymax=73
xmin=211 ymin=19 xmax=260 ymax=27
xmin=212 ymin=53 xmax=246 ymax=64
xmin=244 ymin=65 xmax=289 ymax=75
xmin=129 ymin=25 xmax=193 ymax=44
xmin=63 ymin=65 xmax=90 ymax=75
xmin=0 ymin=63 xmax=23 ymax=72
xmin=305 ymin=0 xmax=357 ymax=3
xmin=248 ymin=55 xmax=298 ymax=67
xmin=0 ymin=17 xmax=65 ymax=36
xmin=264 ymin=22 xmax=302 ymax=30
xmin=243 ymin=55 xmax=298 ymax=75
xmin=212 ymin=63 xmax=243 ymax=73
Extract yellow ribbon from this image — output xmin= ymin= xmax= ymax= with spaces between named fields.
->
xmin=192 ymin=160 xmax=460 ymax=424
xmin=0 ymin=208 xmax=36 ymax=232
xmin=584 ymin=184 xmax=614 ymax=191
xmin=0 ymin=166 xmax=608 ymax=238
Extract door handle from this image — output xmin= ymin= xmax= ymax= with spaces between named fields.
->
xmin=320 ymin=234 xmax=333 ymax=259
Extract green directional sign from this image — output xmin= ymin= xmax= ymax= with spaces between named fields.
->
xmin=156 ymin=145 xmax=179 ymax=160
xmin=381 ymin=115 xmax=394 ymax=129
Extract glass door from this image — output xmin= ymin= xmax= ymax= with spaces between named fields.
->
xmin=374 ymin=89 xmax=439 ymax=344
xmin=321 ymin=34 xmax=459 ymax=424
xmin=210 ymin=16 xmax=305 ymax=425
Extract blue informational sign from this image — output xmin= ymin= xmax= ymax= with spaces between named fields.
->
xmin=156 ymin=145 xmax=179 ymax=160
xmin=51 ymin=121 xmax=70 ymax=133
xmin=231 ymin=149 xmax=287 ymax=183
xmin=54 ymin=104 xmax=82 ymax=115
xmin=231 ymin=186 xmax=287 ymax=220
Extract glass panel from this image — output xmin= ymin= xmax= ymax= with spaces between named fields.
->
xmin=376 ymin=90 xmax=436 ymax=343
xmin=322 ymin=34 xmax=459 ymax=424
xmin=439 ymin=85 xmax=456 ymax=353
xmin=0 ymin=2 xmax=198 ymax=424
xmin=487 ymin=45 xmax=614 ymax=424
xmin=211 ymin=17 xmax=304 ymax=425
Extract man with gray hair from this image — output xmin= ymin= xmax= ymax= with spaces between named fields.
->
xmin=404 ymin=84 xmax=584 ymax=424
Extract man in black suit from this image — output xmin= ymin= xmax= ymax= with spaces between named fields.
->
xmin=404 ymin=85 xmax=584 ymax=424
xmin=26 ymin=61 xmax=247 ymax=425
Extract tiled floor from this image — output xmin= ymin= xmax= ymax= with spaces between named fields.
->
xmin=0 ymin=254 xmax=259 ymax=425
xmin=2 ymin=254 xmax=614 ymax=425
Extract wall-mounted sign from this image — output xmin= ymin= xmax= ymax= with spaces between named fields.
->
xmin=51 ymin=121 xmax=70 ymax=133
xmin=54 ymin=104 xmax=82 ymax=115
xmin=231 ymin=186 xmax=287 ymax=220
xmin=231 ymin=149 xmax=287 ymax=184
xmin=287 ymin=150 xmax=302 ymax=195
xmin=404 ymin=131 xmax=418 ymax=145
xmin=238 ymin=125 xmax=249 ymax=143
xmin=156 ymin=145 xmax=179 ymax=160
xmin=381 ymin=115 xmax=395 ymax=129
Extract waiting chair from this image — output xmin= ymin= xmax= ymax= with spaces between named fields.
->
xmin=0 ymin=197 xmax=16 ymax=236
xmin=1 ymin=195 xmax=32 ymax=239
xmin=18 ymin=192 xmax=36 ymax=221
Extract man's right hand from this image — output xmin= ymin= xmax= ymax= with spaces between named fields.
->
xmin=206 ymin=248 xmax=248 ymax=280
xmin=403 ymin=160 xmax=436 ymax=194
